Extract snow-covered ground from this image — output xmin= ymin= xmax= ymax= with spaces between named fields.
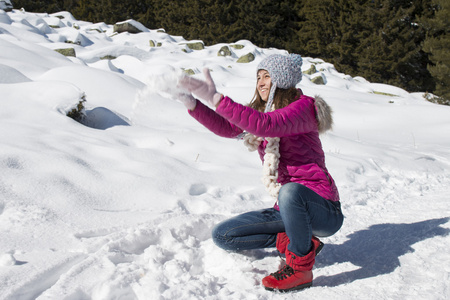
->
xmin=1 ymin=9 xmax=449 ymax=300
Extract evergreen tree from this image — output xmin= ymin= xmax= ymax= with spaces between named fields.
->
xmin=326 ymin=0 xmax=366 ymax=74
xmin=151 ymin=0 xmax=298 ymax=48
xmin=229 ymin=0 xmax=298 ymax=49
xmin=355 ymin=0 xmax=434 ymax=91
xmin=293 ymin=0 xmax=367 ymax=75
xmin=12 ymin=0 xmax=53 ymax=12
xmin=294 ymin=0 xmax=336 ymax=60
xmin=421 ymin=0 xmax=450 ymax=101
xmin=11 ymin=0 xmax=77 ymax=13
xmin=71 ymin=0 xmax=97 ymax=22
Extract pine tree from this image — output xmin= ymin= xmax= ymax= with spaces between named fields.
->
xmin=12 ymin=0 xmax=50 ymax=12
xmin=326 ymin=0 xmax=366 ymax=74
xmin=71 ymin=0 xmax=97 ymax=22
xmin=295 ymin=0 xmax=336 ymax=60
xmin=151 ymin=0 xmax=298 ymax=48
xmin=421 ymin=0 xmax=450 ymax=101
xmin=355 ymin=0 xmax=434 ymax=91
xmin=230 ymin=0 xmax=298 ymax=49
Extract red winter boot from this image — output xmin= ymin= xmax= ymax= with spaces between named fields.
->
xmin=276 ymin=232 xmax=324 ymax=256
xmin=276 ymin=232 xmax=290 ymax=254
xmin=263 ymin=237 xmax=322 ymax=292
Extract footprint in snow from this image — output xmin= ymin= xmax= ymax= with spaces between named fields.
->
xmin=189 ymin=183 xmax=208 ymax=196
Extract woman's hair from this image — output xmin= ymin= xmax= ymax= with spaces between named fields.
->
xmin=248 ymin=87 xmax=301 ymax=112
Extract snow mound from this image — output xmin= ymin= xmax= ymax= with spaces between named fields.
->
xmin=82 ymin=107 xmax=131 ymax=130
xmin=0 ymin=63 xmax=31 ymax=83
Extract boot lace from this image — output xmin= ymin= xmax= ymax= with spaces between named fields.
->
xmin=271 ymin=265 xmax=295 ymax=280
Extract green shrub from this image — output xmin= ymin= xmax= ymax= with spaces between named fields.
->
xmin=424 ymin=92 xmax=450 ymax=106
xmin=67 ymin=96 xmax=87 ymax=122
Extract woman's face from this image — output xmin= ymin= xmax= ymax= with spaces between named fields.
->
xmin=257 ymin=70 xmax=272 ymax=102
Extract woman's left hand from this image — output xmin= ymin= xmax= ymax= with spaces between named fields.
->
xmin=178 ymin=68 xmax=223 ymax=108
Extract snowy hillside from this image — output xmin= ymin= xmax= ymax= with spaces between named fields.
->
xmin=0 ymin=9 xmax=449 ymax=300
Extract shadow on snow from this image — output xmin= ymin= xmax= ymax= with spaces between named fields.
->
xmin=314 ymin=217 xmax=450 ymax=287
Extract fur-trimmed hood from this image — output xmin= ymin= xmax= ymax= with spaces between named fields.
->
xmin=314 ymin=95 xmax=333 ymax=134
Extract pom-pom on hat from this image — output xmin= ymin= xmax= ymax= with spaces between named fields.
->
xmin=257 ymin=54 xmax=303 ymax=112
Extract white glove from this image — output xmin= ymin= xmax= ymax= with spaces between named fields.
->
xmin=147 ymin=70 xmax=197 ymax=110
xmin=177 ymin=92 xmax=197 ymax=110
xmin=178 ymin=68 xmax=223 ymax=108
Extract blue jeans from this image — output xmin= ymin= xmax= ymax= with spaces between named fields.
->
xmin=212 ymin=182 xmax=343 ymax=256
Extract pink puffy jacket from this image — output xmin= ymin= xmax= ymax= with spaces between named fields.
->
xmin=189 ymin=94 xmax=340 ymax=204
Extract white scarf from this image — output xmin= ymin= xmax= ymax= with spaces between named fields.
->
xmin=242 ymin=103 xmax=282 ymax=199
xmin=243 ymin=133 xmax=282 ymax=199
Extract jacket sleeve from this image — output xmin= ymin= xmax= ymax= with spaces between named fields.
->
xmin=216 ymin=95 xmax=318 ymax=137
xmin=188 ymin=100 xmax=244 ymax=138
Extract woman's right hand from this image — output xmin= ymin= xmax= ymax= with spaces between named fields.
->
xmin=177 ymin=93 xmax=197 ymax=110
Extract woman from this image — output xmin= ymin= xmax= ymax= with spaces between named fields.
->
xmin=176 ymin=54 xmax=343 ymax=292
